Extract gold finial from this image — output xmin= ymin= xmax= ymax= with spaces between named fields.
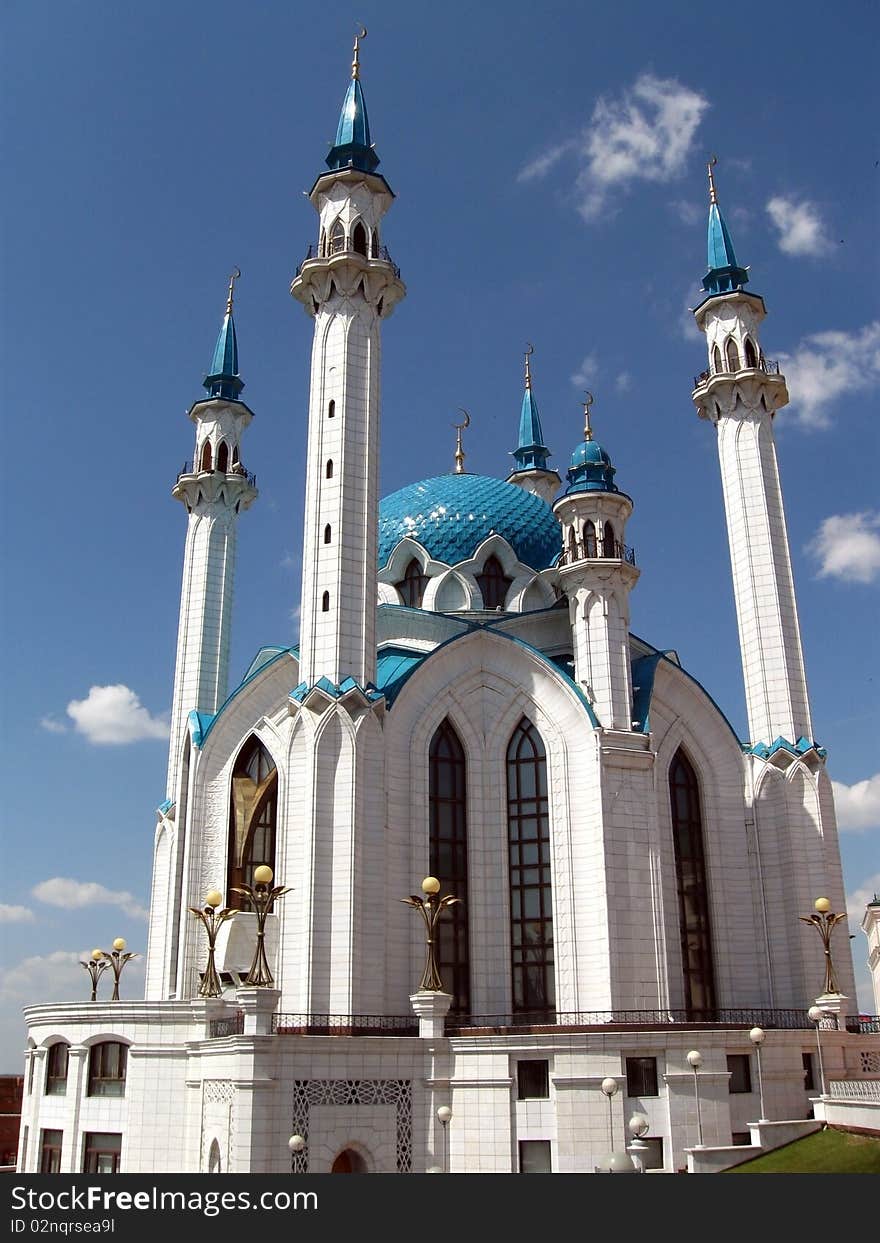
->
xmin=524 ymin=342 xmax=534 ymax=391
xmin=226 ymin=267 xmax=241 ymax=315
xmin=352 ymin=24 xmax=367 ymax=79
xmin=582 ymin=391 xmax=594 ymax=442
xmin=453 ymin=408 xmax=470 ymax=474
xmin=707 ymin=155 xmax=718 ymax=206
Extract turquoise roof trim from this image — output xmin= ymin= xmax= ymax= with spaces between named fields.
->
xmin=628 ymin=633 xmax=742 ymax=745
xmin=188 ymin=709 xmax=214 ymax=749
xmin=376 ymin=646 xmax=428 ymax=704
xmin=378 ymin=474 xmax=562 ymax=571
xmin=747 ymin=735 xmax=827 ymax=760
xmin=157 ymin=797 xmax=174 ymax=815
xmin=513 ymin=387 xmax=551 ymax=472
xmin=702 ymin=202 xmax=750 ymax=296
xmin=193 ymin=646 xmax=299 ymax=748
xmin=326 ymin=78 xmax=380 ymax=174
xmin=204 ymin=311 xmax=244 ymax=400
xmin=289 ymin=675 xmax=384 ymax=704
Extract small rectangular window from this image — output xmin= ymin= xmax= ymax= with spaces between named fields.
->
xmin=638 ymin=1137 xmax=664 ymax=1170
xmin=82 ymin=1133 xmax=122 ymax=1175
xmin=727 ymin=1054 xmax=752 ymax=1094
xmin=625 ymin=1056 xmax=659 ymax=1097
xmin=39 ymin=1129 xmax=63 ymax=1174
xmin=802 ymin=1052 xmax=815 ymax=1091
xmin=518 ymin=1139 xmax=551 ymax=1173
xmin=517 ymin=1060 xmax=550 ymax=1100
xmin=731 ymin=1132 xmax=751 ymax=1146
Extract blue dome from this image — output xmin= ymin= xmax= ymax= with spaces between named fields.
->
xmin=569 ymin=440 xmax=612 ymax=469
xmin=564 ymin=438 xmax=624 ymax=497
xmin=378 ymin=474 xmax=561 ymax=571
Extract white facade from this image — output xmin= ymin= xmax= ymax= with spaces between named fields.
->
xmin=19 ymin=58 xmax=878 ymax=1176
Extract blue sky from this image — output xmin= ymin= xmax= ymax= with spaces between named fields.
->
xmin=1 ymin=1 xmax=878 ymax=1068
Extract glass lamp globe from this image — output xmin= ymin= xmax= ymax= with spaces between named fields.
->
xmin=253 ymin=865 xmax=274 ymax=886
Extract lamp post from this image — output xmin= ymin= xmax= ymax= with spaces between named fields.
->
xmin=437 ymin=1105 xmax=452 ymax=1173
xmin=749 ymin=1027 xmax=768 ymax=1123
xmin=799 ymin=897 xmax=847 ymax=997
xmin=288 ymin=1134 xmax=305 ymax=1173
xmin=231 ymin=865 xmax=291 ymax=986
xmin=600 ymin=1077 xmax=619 ymax=1154
xmin=400 ymin=877 xmax=461 ymax=991
xmin=627 ymin=1112 xmax=650 ymax=1173
xmin=808 ymin=1005 xmax=829 ymax=1098
xmin=80 ymin=948 xmax=109 ymax=1001
xmin=101 ymin=938 xmax=139 ymax=1001
xmin=189 ymin=890 xmax=236 ymax=997
xmin=687 ymin=1050 xmax=704 ymax=1147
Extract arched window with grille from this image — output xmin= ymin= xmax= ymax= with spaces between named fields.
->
xmin=351 ymin=220 xmax=368 ymax=256
xmin=602 ymin=522 xmax=617 ymax=558
xmin=396 ymin=558 xmax=428 ymax=608
xmin=712 ymin=344 xmax=722 ymax=374
xmin=725 ymin=337 xmax=739 ymax=372
xmin=476 ymin=555 xmax=512 ymax=610
xmin=507 ymin=718 xmax=554 ymax=1016
xmin=200 ymin=441 xmax=212 ymax=472
xmin=429 ymin=720 xmax=470 ymax=1013
xmin=329 ymin=218 xmax=345 ymax=255
xmin=669 ymin=748 xmax=716 ymax=1015
xmin=227 ymin=737 xmax=278 ymax=910
xmin=216 ymin=441 xmax=229 ymax=473
xmin=744 ymin=337 xmax=758 ymax=368
xmin=584 ymin=520 xmax=597 ymax=558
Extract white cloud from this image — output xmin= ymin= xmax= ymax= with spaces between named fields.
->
xmin=518 ymin=74 xmax=708 ymax=223
xmin=615 ymin=371 xmax=632 ymax=393
xmin=779 ymin=321 xmax=880 ymax=429
xmin=808 ymin=511 xmax=880 ymax=584
xmin=40 ymin=715 xmax=67 ymax=734
xmin=66 ymin=684 xmax=168 ymax=745
xmin=766 ymin=195 xmax=832 ymax=257
xmin=571 ymin=353 xmax=599 ymax=389
xmin=670 ymin=199 xmax=702 ymax=226
xmin=33 ymin=877 xmax=149 ymax=921
xmin=517 ymin=141 xmax=573 ymax=184
xmin=832 ymin=773 xmax=880 ymax=831
xmin=0 ymin=904 xmax=35 ymax=923
xmin=847 ymin=873 xmax=880 ymax=929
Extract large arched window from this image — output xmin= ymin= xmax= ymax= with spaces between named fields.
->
xmin=507 ymin=718 xmax=554 ymax=1016
xmin=744 ymin=337 xmax=758 ymax=368
xmin=669 ymin=748 xmax=716 ymax=1014
xmin=228 ymin=737 xmax=278 ymax=909
xmin=429 ymin=720 xmax=470 ymax=1013
xmin=351 ymin=220 xmax=368 ymax=257
xmin=476 ymin=555 xmax=512 ymax=610
xmin=396 ymin=558 xmax=428 ymax=608
xmin=725 ymin=337 xmax=739 ymax=372
xmin=216 ymin=441 xmax=229 ymax=473
xmin=200 ymin=440 xmax=212 ymax=472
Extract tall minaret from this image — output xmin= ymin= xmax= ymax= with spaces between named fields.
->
xmin=166 ymin=273 xmax=258 ymax=798
xmin=506 ymin=345 xmax=561 ymax=504
xmin=553 ymin=397 xmax=639 ymax=730
xmin=290 ymin=32 xmax=405 ymax=689
xmin=692 ymin=162 xmax=812 ymax=746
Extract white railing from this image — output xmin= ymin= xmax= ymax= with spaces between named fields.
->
xmin=828 ymin=1079 xmax=880 ymax=1101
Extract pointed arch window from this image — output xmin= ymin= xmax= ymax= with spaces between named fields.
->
xmin=669 ymin=748 xmax=716 ymax=1015
xmin=744 ymin=338 xmax=758 ymax=368
xmin=429 ymin=720 xmax=470 ymax=1013
xmin=329 ymin=218 xmax=345 ymax=255
xmin=584 ymin=520 xmax=597 ymax=558
xmin=217 ymin=441 xmax=229 ymax=473
xmin=326 ymin=459 xmax=334 ymax=479
xmin=319 ymin=228 xmax=327 ymax=258
xmin=327 ymin=399 xmax=336 ymax=419
xmin=602 ymin=522 xmax=617 ymax=558
xmin=507 ymin=718 xmax=554 ymax=1016
xmin=476 ymin=555 xmax=512 ymax=610
xmin=200 ymin=441 xmax=212 ymax=472
xmin=322 ymin=590 xmax=330 ymax=612
xmin=351 ymin=220 xmax=368 ymax=257
xmin=725 ymin=337 xmax=740 ymax=372
xmin=396 ymin=558 xmax=428 ymax=608
xmin=228 ymin=737 xmax=278 ymax=910
xmin=323 ymin=524 xmax=332 ymax=545
xmin=712 ymin=344 xmax=722 ymax=374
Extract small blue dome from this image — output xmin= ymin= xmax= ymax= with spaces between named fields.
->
xmin=569 ymin=440 xmax=612 ymax=469
xmin=378 ymin=474 xmax=561 ymax=570
xmin=564 ymin=438 xmax=624 ymax=497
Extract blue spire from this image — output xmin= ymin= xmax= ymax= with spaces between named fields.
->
xmin=702 ymin=159 xmax=749 ymax=296
xmin=203 ymin=270 xmax=244 ymax=400
xmin=564 ymin=395 xmax=622 ymax=496
xmin=326 ymin=30 xmax=380 ymax=174
xmin=512 ymin=347 xmax=551 ymax=472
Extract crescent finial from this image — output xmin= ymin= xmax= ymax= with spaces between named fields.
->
xmin=226 ymin=267 xmax=241 ymax=315
xmin=352 ymin=24 xmax=367 ymax=78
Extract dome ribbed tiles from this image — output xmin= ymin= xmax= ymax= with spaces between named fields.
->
xmin=378 ymin=473 xmax=561 ymax=571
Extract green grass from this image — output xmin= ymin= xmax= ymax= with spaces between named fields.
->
xmin=726 ymin=1128 xmax=880 ymax=1173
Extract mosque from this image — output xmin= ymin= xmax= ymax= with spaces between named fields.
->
xmin=17 ymin=39 xmax=876 ymax=1175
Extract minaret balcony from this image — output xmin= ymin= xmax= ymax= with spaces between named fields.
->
xmin=294 ymin=240 xmax=401 ymax=280
xmin=176 ymin=460 xmax=257 ymax=489
xmin=693 ymin=357 xmax=781 ymax=390
xmin=172 ymin=461 xmax=258 ymax=511
xmin=558 ymin=541 xmax=637 ymax=568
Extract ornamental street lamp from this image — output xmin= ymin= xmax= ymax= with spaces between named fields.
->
xmin=808 ymin=1005 xmax=829 ymax=1098
xmin=189 ymin=890 xmax=236 ymax=997
xmin=400 ymin=877 xmax=461 ymax=992
xmin=627 ymin=1112 xmax=650 ymax=1173
xmin=231 ymin=865 xmax=291 ymax=986
xmin=687 ymin=1050 xmax=704 ymax=1147
xmin=101 ymin=938 xmax=139 ymax=1001
xmin=799 ymin=897 xmax=847 ymax=997
xmin=437 ymin=1105 xmax=452 ymax=1173
xmin=749 ymin=1027 xmax=768 ymax=1123
xmin=600 ymin=1077 xmax=619 ymax=1153
xmin=80 ymin=948 xmax=109 ymax=1001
